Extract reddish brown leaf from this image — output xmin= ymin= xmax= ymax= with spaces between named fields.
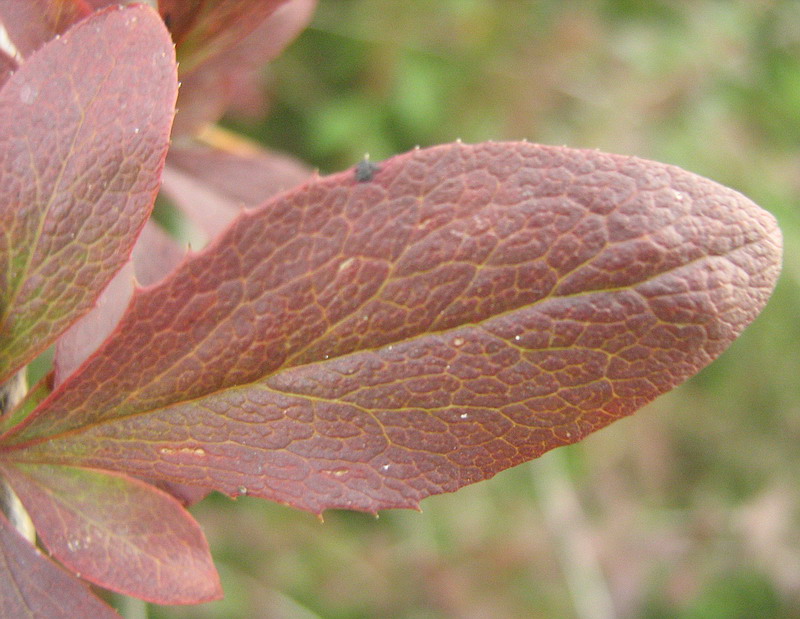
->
xmin=223 ymin=0 xmax=317 ymax=119
xmin=145 ymin=479 xmax=212 ymax=508
xmin=53 ymin=262 xmax=135 ymax=387
xmin=160 ymin=0 xmax=289 ymax=74
xmin=131 ymin=220 xmax=188 ymax=287
xmin=0 ymin=0 xmax=88 ymax=57
xmin=0 ymin=50 xmax=17 ymax=90
xmin=156 ymin=0 xmax=203 ymax=44
xmin=0 ymin=511 xmax=119 ymax=618
xmin=159 ymin=162 xmax=240 ymax=240
xmin=0 ymin=5 xmax=177 ymax=385
xmin=162 ymin=136 xmax=312 ymax=238
xmin=0 ymin=142 xmax=782 ymax=514
xmin=170 ymin=0 xmax=317 ymax=135
xmin=82 ymin=0 xmax=135 ymax=9
xmin=1 ymin=463 xmax=221 ymax=604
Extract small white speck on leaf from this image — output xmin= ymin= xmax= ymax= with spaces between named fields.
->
xmin=159 ymin=446 xmax=206 ymax=456
xmin=337 ymin=257 xmax=355 ymax=273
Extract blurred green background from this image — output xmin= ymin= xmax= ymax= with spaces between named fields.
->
xmin=153 ymin=1 xmax=800 ymax=617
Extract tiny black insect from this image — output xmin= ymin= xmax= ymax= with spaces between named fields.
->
xmin=355 ymin=158 xmax=380 ymax=182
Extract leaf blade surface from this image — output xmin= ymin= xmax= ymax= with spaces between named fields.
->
xmin=0 ymin=511 xmax=120 ymax=618
xmin=0 ymin=5 xmax=178 ymax=384
xmin=1 ymin=142 xmax=782 ymax=513
xmin=1 ymin=463 xmax=221 ymax=604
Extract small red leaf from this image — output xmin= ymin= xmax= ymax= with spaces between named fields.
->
xmin=160 ymin=0 xmax=289 ymax=74
xmin=1 ymin=142 xmax=782 ymax=514
xmin=145 ymin=479 xmax=212 ymax=508
xmin=0 ymin=50 xmax=16 ymax=89
xmin=1 ymin=463 xmax=221 ymax=604
xmin=0 ymin=0 xmax=88 ymax=57
xmin=162 ymin=137 xmax=312 ymax=238
xmin=170 ymin=0 xmax=317 ymax=134
xmin=0 ymin=5 xmax=178 ymax=384
xmin=0 ymin=511 xmax=119 ymax=618
xmin=53 ymin=262 xmax=135 ymax=387
xmin=131 ymin=220 xmax=188 ymax=287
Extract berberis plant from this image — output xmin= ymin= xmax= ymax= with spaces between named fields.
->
xmin=0 ymin=1 xmax=783 ymax=615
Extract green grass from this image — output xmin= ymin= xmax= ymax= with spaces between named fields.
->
xmin=156 ymin=2 xmax=800 ymax=617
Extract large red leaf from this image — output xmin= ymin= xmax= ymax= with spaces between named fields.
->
xmin=0 ymin=142 xmax=782 ymax=514
xmin=0 ymin=463 xmax=221 ymax=604
xmin=0 ymin=511 xmax=119 ymax=618
xmin=0 ymin=5 xmax=178 ymax=385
